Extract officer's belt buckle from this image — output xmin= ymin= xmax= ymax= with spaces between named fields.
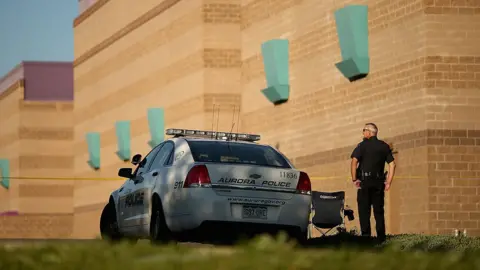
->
xmin=363 ymin=172 xmax=372 ymax=177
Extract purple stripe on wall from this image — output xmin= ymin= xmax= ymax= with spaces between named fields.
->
xmin=23 ymin=62 xmax=74 ymax=101
xmin=0 ymin=211 xmax=19 ymax=216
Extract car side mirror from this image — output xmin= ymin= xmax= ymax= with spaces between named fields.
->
xmin=131 ymin=154 xmax=142 ymax=165
xmin=118 ymin=168 xmax=133 ymax=178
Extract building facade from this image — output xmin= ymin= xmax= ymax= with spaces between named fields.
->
xmin=1 ymin=0 xmax=478 ymax=239
xmin=0 ymin=62 xmax=74 ymax=238
xmin=71 ymin=0 xmax=480 ymax=239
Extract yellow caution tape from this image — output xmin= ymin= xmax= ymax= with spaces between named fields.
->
xmin=3 ymin=175 xmax=429 ymax=181
xmin=4 ymin=176 xmax=123 ymax=181
xmin=310 ymin=175 xmax=428 ymax=181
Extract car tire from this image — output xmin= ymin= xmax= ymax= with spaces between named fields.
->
xmin=150 ymin=196 xmax=174 ymax=244
xmin=100 ymin=201 xmax=123 ymax=242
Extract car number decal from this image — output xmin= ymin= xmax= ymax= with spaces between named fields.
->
xmin=175 ymin=151 xmax=185 ymax=161
xmin=280 ymin=171 xmax=297 ymax=179
xmin=174 ymin=181 xmax=184 ymax=189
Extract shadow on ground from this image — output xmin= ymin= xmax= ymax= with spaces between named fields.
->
xmin=3 ymin=232 xmax=478 ymax=254
xmin=177 ymin=230 xmax=386 ymax=251
xmin=184 ymin=232 xmax=480 ymax=253
xmin=302 ymin=233 xmax=387 ymax=250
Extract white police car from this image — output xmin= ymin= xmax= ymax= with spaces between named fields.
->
xmin=100 ymin=128 xmax=312 ymax=243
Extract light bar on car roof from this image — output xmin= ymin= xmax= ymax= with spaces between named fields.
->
xmin=165 ymin=128 xmax=261 ymax=142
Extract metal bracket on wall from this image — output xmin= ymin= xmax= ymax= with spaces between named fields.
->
xmin=0 ymin=159 xmax=10 ymax=189
xmin=260 ymin=39 xmax=290 ymax=105
xmin=115 ymin=120 xmax=131 ymax=161
xmin=86 ymin=132 xmax=101 ymax=170
xmin=334 ymin=5 xmax=370 ymax=82
xmin=147 ymin=107 xmax=165 ymax=148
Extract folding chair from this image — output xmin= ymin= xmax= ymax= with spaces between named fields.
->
xmin=308 ymin=191 xmax=355 ymax=238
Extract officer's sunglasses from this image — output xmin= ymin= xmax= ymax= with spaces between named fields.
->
xmin=363 ymin=128 xmax=372 ymax=132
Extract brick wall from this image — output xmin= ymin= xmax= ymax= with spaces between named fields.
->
xmin=16 ymin=101 xmax=74 ymax=220
xmin=67 ymin=0 xmax=480 ymax=238
xmin=0 ymin=214 xmax=73 ymax=239
xmin=0 ymin=80 xmax=75 ymax=238
xmin=240 ymin=0 xmax=426 ymax=236
xmin=0 ymin=81 xmax=23 ymax=213
xmin=427 ymin=130 xmax=480 ymax=236
xmin=72 ymin=0 xmax=245 ymax=238
xmin=240 ymin=0 xmax=480 ymax=236
xmin=423 ymin=5 xmax=480 ymax=236
xmin=0 ymin=0 xmax=475 ymax=239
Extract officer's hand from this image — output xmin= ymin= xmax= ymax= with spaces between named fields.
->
xmin=353 ymin=180 xmax=361 ymax=189
xmin=384 ymin=182 xmax=391 ymax=191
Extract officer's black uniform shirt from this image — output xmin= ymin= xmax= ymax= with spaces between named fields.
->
xmin=351 ymin=136 xmax=394 ymax=180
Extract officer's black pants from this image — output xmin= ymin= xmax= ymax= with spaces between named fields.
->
xmin=357 ymin=183 xmax=385 ymax=239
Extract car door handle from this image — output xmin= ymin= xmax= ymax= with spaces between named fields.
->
xmin=152 ymin=172 xmax=158 ymax=176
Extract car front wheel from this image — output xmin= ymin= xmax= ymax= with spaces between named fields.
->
xmin=99 ymin=201 xmax=123 ymax=242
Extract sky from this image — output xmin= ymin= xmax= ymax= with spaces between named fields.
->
xmin=0 ymin=0 xmax=78 ymax=78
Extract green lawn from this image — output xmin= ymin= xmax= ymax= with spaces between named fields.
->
xmin=1 ymin=234 xmax=480 ymax=270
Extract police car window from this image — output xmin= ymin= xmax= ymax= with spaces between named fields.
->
xmin=264 ymin=148 xmax=286 ymax=167
xmin=187 ymin=141 xmax=291 ymax=168
xmin=135 ymin=143 xmax=164 ymax=175
xmin=165 ymin=145 xmax=178 ymax=166
xmin=150 ymin=142 xmax=174 ymax=169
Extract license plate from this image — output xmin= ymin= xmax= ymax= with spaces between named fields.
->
xmin=242 ymin=205 xmax=268 ymax=219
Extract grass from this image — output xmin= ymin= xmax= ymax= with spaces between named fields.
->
xmin=1 ymin=233 xmax=480 ymax=270
xmin=305 ymin=233 xmax=480 ymax=252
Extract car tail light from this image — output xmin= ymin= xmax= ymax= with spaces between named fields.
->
xmin=183 ymin=165 xmax=212 ymax=188
xmin=296 ymin=171 xmax=311 ymax=195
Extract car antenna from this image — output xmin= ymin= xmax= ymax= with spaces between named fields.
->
xmin=235 ymin=103 xmax=240 ymax=141
xmin=227 ymin=105 xmax=236 ymax=141
xmin=211 ymin=104 xmax=216 ymax=139
xmin=215 ymin=105 xmax=220 ymax=140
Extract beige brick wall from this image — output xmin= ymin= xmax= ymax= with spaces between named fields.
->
xmin=0 ymin=82 xmax=23 ymax=212
xmin=422 ymin=5 xmax=480 ymax=236
xmin=240 ymin=0 xmax=429 ymax=236
xmin=0 ymin=214 xmax=73 ymax=239
xmin=16 ymin=101 xmax=74 ymax=216
xmin=0 ymin=82 xmax=75 ymax=238
xmin=69 ymin=0 xmax=480 ymax=238
xmin=427 ymin=131 xmax=480 ymax=236
xmin=240 ymin=0 xmax=480 ymax=236
xmin=72 ymin=0 xmax=244 ymax=238
xmin=74 ymin=0 xmax=179 ymax=60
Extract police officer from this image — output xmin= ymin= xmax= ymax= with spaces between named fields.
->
xmin=350 ymin=123 xmax=396 ymax=241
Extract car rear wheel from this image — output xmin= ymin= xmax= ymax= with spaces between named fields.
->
xmin=150 ymin=196 xmax=174 ymax=244
xmin=100 ymin=201 xmax=123 ymax=242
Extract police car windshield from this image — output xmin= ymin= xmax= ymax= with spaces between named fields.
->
xmin=187 ymin=140 xmax=291 ymax=168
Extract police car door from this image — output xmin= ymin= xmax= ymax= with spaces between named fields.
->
xmin=121 ymin=143 xmax=164 ymax=231
xmin=117 ymin=178 xmax=134 ymax=230
xmin=131 ymin=142 xmax=174 ymax=235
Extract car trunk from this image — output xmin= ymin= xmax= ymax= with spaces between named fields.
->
xmin=204 ymin=163 xmax=300 ymax=200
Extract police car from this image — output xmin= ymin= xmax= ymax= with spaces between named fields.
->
xmin=99 ymin=128 xmax=312 ymax=243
